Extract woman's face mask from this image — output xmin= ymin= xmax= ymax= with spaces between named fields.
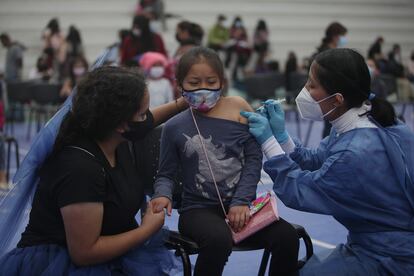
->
xmin=73 ymin=67 xmax=86 ymax=77
xmin=338 ymin=35 xmax=347 ymax=47
xmin=182 ymin=88 xmax=221 ymax=113
xmin=122 ymin=110 xmax=154 ymax=141
xmin=295 ymin=87 xmax=341 ymax=121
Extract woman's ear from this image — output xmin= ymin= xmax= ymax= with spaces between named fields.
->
xmin=333 ymin=93 xmax=345 ymax=107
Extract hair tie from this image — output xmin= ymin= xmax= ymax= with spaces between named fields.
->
xmin=368 ymin=92 xmax=376 ymax=101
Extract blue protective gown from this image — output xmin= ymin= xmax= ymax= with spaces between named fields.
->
xmin=264 ymin=122 xmax=414 ymax=275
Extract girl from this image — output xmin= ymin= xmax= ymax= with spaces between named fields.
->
xmin=151 ymin=47 xmax=298 ymax=276
xmin=139 ymin=52 xmax=174 ymax=108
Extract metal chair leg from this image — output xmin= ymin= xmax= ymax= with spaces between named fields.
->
xmin=258 ymin=248 xmax=271 ymax=276
xmin=177 ymin=246 xmax=192 ymax=276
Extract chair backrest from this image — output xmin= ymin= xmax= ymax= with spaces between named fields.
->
xmin=244 ymin=72 xmax=285 ymax=101
xmin=133 ymin=125 xmax=183 ymax=208
xmin=30 ymin=83 xmax=62 ymax=105
xmin=6 ymin=81 xmax=33 ymax=103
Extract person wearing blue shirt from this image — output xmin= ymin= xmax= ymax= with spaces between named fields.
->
xmin=241 ymin=48 xmax=414 ymax=275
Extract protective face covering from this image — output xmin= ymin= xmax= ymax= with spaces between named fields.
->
xmin=295 ymin=87 xmax=340 ymax=121
xmin=122 ymin=110 xmax=154 ymax=141
xmin=182 ymin=88 xmax=221 ymax=113
xmin=338 ymin=35 xmax=347 ymax=47
xmin=73 ymin=67 xmax=86 ymax=77
xmin=149 ymin=66 xmax=165 ymax=79
xmin=132 ymin=28 xmax=141 ymax=37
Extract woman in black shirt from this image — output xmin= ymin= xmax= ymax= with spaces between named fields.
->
xmin=0 ymin=66 xmax=186 ymax=275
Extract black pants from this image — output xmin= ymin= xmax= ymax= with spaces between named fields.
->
xmin=179 ymin=207 xmax=299 ymax=276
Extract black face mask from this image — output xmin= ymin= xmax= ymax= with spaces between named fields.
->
xmin=122 ymin=110 xmax=154 ymax=141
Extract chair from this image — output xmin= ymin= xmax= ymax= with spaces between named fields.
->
xmin=27 ymin=83 xmax=62 ymax=139
xmin=5 ymin=81 xmax=33 ymax=135
xmin=244 ymin=73 xmax=285 ymax=101
xmin=133 ymin=125 xmax=314 ymax=276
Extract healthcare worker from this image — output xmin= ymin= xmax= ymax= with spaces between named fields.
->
xmin=241 ymin=48 xmax=414 ymax=275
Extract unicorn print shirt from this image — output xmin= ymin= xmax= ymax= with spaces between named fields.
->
xmin=154 ymin=109 xmax=262 ymax=213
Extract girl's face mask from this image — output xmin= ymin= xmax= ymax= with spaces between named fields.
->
xmin=182 ymin=88 xmax=221 ymax=113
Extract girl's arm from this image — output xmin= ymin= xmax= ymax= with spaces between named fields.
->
xmin=150 ymin=97 xmax=187 ymax=126
xmin=61 ymin=202 xmax=164 ymax=266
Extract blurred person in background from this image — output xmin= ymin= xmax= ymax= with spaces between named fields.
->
xmin=139 ymin=52 xmax=173 ymax=108
xmin=312 ymin=22 xmax=348 ymax=138
xmin=120 ymin=15 xmax=167 ymax=65
xmin=387 ymin=44 xmax=404 ymax=78
xmin=59 ymin=25 xmax=85 ymax=75
xmin=367 ymin=58 xmax=388 ymax=99
xmin=60 ymin=55 xmax=89 ymax=98
xmin=225 ymin=16 xmax=251 ymax=81
xmin=207 ymin=14 xmax=229 ymax=53
xmin=0 ymin=33 xmax=25 ymax=83
xmin=42 ymin=18 xmax=64 ymax=79
xmin=285 ymin=51 xmax=298 ymax=91
xmin=253 ymin=19 xmax=270 ymax=73
xmin=368 ymin=36 xmax=384 ymax=60
xmin=174 ymin=20 xmax=204 ymax=59
xmin=408 ymin=50 xmax=414 ymax=83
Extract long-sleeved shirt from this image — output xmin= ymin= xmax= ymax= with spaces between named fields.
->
xmin=154 ymin=109 xmax=262 ymax=213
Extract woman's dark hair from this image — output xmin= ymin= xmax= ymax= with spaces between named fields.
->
xmin=256 ymin=19 xmax=267 ymax=31
xmin=313 ymin=48 xmax=396 ymax=127
xmin=175 ymin=46 xmax=224 ymax=87
xmin=53 ymin=66 xmax=147 ymax=153
xmin=131 ymin=15 xmax=154 ymax=51
xmin=318 ymin=22 xmax=347 ymax=51
xmin=66 ymin=25 xmax=82 ymax=57
xmin=46 ymin=18 xmax=60 ymax=34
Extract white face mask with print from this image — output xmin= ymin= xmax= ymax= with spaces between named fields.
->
xmin=295 ymin=87 xmax=340 ymax=121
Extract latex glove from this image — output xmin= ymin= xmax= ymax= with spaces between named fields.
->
xmin=240 ymin=110 xmax=273 ymax=145
xmin=263 ymin=100 xmax=289 ymax=143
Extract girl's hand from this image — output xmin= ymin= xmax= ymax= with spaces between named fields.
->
xmin=141 ymin=203 xmax=165 ymax=233
xmin=228 ymin=205 xmax=250 ymax=233
xmin=150 ymin=197 xmax=172 ymax=216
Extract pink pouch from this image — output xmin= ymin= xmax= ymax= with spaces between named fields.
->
xmin=231 ymin=193 xmax=279 ymax=244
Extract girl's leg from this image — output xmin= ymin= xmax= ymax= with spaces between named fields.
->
xmin=179 ymin=207 xmax=233 ymax=276
xmin=240 ymin=218 xmax=299 ymax=276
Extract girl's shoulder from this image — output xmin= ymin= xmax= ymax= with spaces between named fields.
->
xmin=215 ymin=96 xmax=252 ymax=124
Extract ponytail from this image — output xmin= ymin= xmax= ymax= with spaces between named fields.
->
xmin=370 ymin=97 xmax=396 ymax=127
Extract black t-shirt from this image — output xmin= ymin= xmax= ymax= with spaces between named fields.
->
xmin=18 ymin=138 xmax=144 ymax=248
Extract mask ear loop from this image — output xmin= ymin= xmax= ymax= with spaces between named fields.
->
xmin=319 ymin=93 xmax=343 ymax=118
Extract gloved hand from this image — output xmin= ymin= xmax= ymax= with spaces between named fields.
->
xmin=240 ymin=110 xmax=273 ymax=145
xmin=263 ymin=100 xmax=289 ymax=143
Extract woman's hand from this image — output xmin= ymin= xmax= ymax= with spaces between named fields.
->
xmin=240 ymin=111 xmax=273 ymax=145
xmin=150 ymin=196 xmax=172 ymax=216
xmin=228 ymin=205 xmax=250 ymax=233
xmin=263 ymin=100 xmax=289 ymax=143
xmin=141 ymin=203 xmax=165 ymax=234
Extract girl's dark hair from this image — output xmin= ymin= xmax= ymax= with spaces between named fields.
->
xmin=318 ymin=22 xmax=347 ymax=51
xmin=46 ymin=18 xmax=60 ymax=34
xmin=313 ymin=48 xmax=396 ymax=127
xmin=175 ymin=46 xmax=224 ymax=87
xmin=53 ymin=66 xmax=147 ymax=153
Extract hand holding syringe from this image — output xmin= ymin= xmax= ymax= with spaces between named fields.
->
xmin=254 ymin=98 xmax=289 ymax=143
xmin=256 ymin=98 xmax=286 ymax=116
